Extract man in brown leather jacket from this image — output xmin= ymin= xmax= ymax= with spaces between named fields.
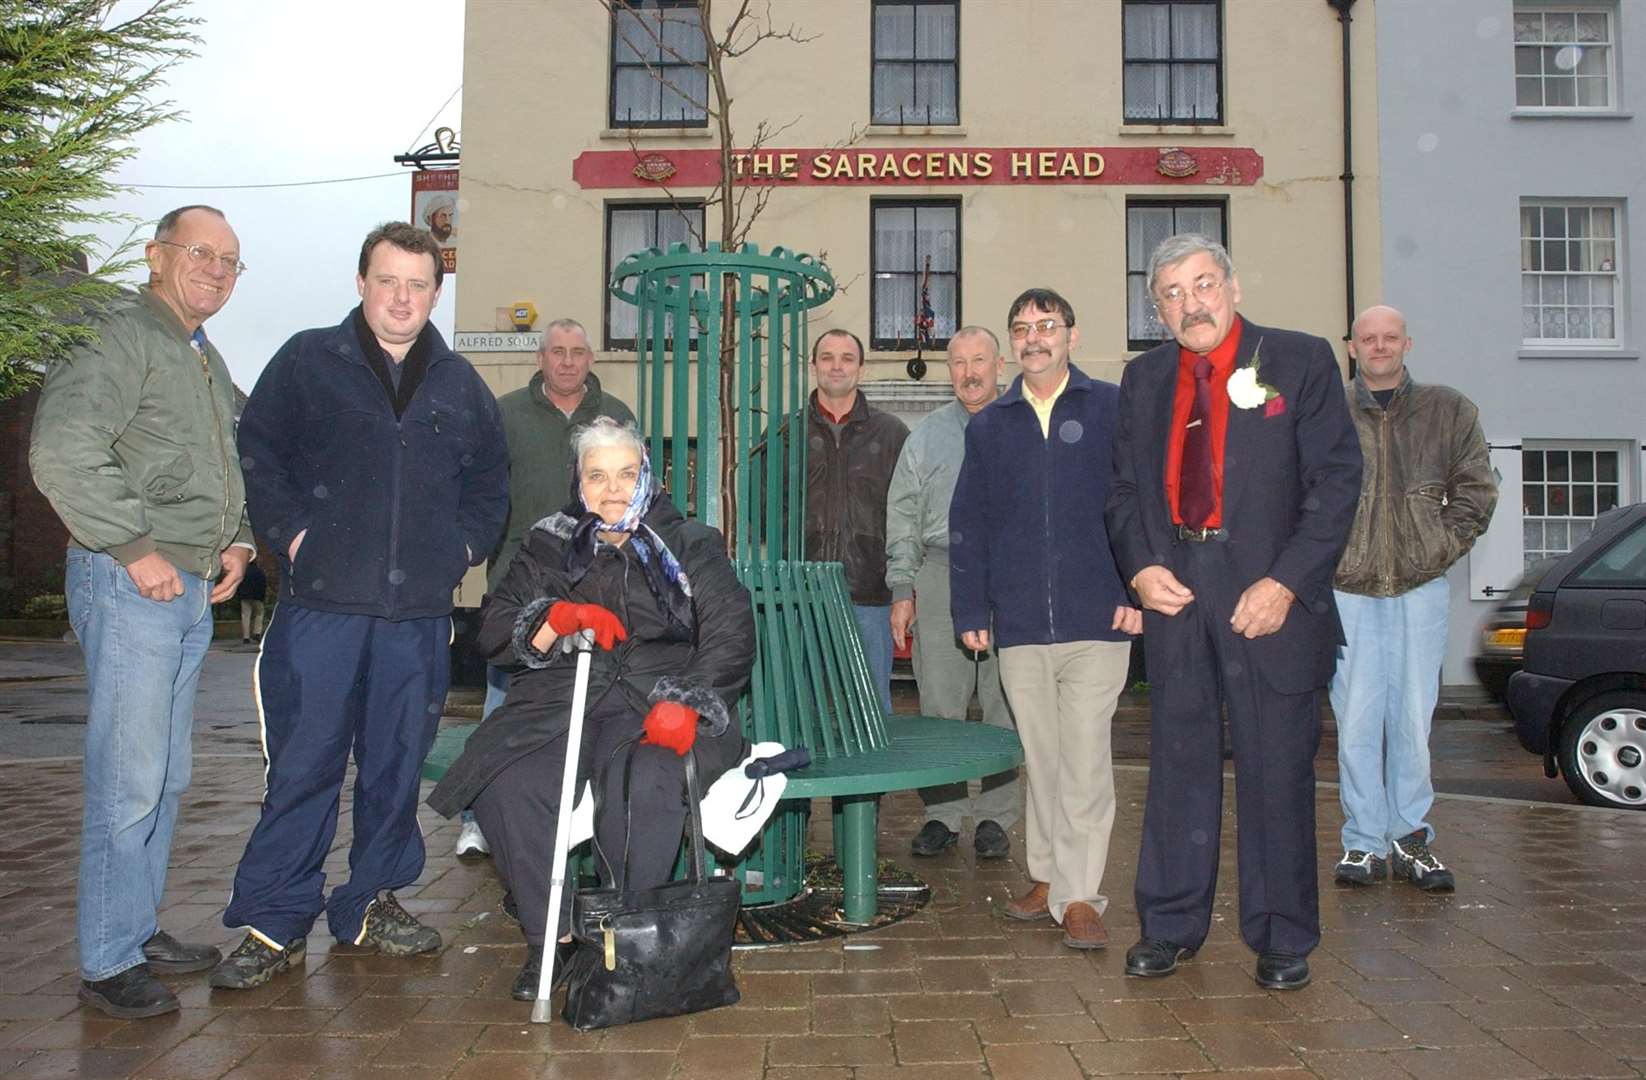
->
xmin=1330 ymin=305 xmax=1496 ymax=893
xmin=804 ymin=329 xmax=909 ymax=714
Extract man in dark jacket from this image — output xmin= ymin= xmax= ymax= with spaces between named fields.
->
xmin=453 ymin=317 xmax=634 ymax=858
xmin=949 ymin=288 xmax=1140 ymax=951
xmin=214 ymin=222 xmax=508 ymax=989
xmin=1108 ymin=234 xmax=1361 ymax=991
xmin=804 ymin=329 xmax=908 ymax=714
xmin=1330 ymin=305 xmax=1495 ymax=892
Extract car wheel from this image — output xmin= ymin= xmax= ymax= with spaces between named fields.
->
xmin=1557 ymin=692 xmax=1646 ymax=810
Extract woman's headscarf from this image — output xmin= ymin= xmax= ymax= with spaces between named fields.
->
xmin=562 ymin=442 xmax=694 ymax=635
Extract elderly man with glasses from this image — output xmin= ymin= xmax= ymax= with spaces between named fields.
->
xmin=31 ymin=205 xmax=255 ymax=1018
xmin=1107 ymin=234 xmax=1362 ymax=991
xmin=948 ymin=288 xmax=1140 ymax=951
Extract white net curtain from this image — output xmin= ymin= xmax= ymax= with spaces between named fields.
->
xmin=1122 ymin=1 xmax=1220 ymax=123
xmin=872 ymin=2 xmax=959 ymax=125
xmin=873 ymin=204 xmax=958 ymax=347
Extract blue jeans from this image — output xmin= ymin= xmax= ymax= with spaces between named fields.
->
xmin=66 ymin=548 xmax=214 ymax=980
xmin=853 ymin=604 xmax=894 ymax=716
xmin=1329 ymin=577 xmax=1449 ymax=856
xmin=460 ymin=665 xmax=511 ymax=828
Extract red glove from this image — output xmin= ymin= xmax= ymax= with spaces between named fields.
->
xmin=641 ymin=701 xmax=698 ymax=756
xmin=545 ymin=601 xmax=628 ymax=651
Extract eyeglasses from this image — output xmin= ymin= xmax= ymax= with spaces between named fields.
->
xmin=1154 ymin=276 xmax=1224 ymax=311
xmin=154 ymin=241 xmax=247 ymax=277
xmin=1008 ymin=318 xmax=1068 ymax=341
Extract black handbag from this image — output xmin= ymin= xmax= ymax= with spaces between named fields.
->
xmin=560 ymin=742 xmax=741 ymax=1030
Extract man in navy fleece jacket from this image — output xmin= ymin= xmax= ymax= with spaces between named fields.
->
xmin=948 ymin=287 xmax=1140 ymax=952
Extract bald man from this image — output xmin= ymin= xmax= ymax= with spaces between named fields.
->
xmin=1329 ymin=305 xmax=1495 ymax=893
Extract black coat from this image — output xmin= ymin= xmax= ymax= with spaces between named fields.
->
xmin=1106 ymin=318 xmax=1363 ymax=694
xmin=427 ymin=497 xmax=755 ymax=816
xmin=238 ymin=311 xmax=509 ymax=620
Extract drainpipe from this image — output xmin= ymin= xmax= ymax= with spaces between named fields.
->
xmin=1327 ymin=0 xmax=1357 ymax=378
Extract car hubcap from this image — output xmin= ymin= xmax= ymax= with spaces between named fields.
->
xmin=1576 ymin=709 xmax=1646 ymax=806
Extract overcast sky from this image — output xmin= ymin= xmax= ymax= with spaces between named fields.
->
xmin=89 ymin=0 xmax=465 ymax=391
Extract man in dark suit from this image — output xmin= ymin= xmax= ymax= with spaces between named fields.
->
xmin=1106 ymin=234 xmax=1362 ymax=991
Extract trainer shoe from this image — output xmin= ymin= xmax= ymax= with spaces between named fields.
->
xmin=910 ymin=819 xmax=958 ymax=857
xmin=1333 ymin=849 xmax=1388 ymax=886
xmin=209 ymin=933 xmax=306 ymax=990
xmin=1390 ymin=830 xmax=1456 ymax=892
xmin=356 ymin=891 xmax=442 ymax=955
xmin=454 ymin=818 xmax=490 ymax=859
xmin=79 ymin=965 xmax=178 ymax=1019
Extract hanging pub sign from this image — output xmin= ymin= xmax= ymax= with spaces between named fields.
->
xmin=573 ymin=145 xmax=1262 ymax=189
xmin=410 ymin=169 xmax=459 ymax=275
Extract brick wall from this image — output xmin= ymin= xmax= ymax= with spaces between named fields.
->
xmin=0 ymin=386 xmax=70 ymax=608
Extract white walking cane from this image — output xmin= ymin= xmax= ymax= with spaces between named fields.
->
xmin=532 ymin=628 xmax=595 ymax=1023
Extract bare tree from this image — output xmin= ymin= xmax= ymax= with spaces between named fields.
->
xmin=602 ymin=0 xmax=825 ymax=546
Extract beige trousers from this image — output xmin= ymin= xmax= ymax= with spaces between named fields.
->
xmin=997 ymin=640 xmax=1130 ymax=924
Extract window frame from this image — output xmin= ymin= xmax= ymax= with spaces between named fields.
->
xmin=1124 ymin=197 xmax=1229 ymax=351
xmin=603 ymin=199 xmax=707 ymax=352
xmin=1512 ymin=4 xmax=1618 ymax=113
xmin=608 ymin=0 xmax=710 ymax=130
xmin=869 ymin=0 xmax=961 ymax=127
xmin=869 ymin=197 xmax=963 ymax=352
xmin=1520 ymin=441 xmax=1629 ymax=566
xmin=1121 ymin=0 xmax=1225 ymax=126
xmin=1519 ymin=198 xmax=1624 ymax=348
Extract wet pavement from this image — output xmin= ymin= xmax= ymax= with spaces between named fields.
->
xmin=2 ymin=638 xmax=1643 ymax=1078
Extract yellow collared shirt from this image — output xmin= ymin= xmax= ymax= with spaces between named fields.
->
xmin=1023 ymin=369 xmax=1070 ymax=438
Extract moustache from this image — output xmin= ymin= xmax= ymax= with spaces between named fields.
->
xmin=959 ymin=377 xmax=985 ymax=389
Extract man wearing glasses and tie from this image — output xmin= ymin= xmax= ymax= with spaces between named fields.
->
xmin=31 ymin=205 xmax=254 ymax=1018
xmin=1107 ymin=234 xmax=1361 ymax=991
xmin=948 ymin=288 xmax=1140 ymax=951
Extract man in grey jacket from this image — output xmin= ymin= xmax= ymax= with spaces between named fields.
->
xmin=888 ymin=327 xmax=1020 ymax=860
xmin=31 ymin=205 xmax=253 ymax=1019
xmin=1330 ymin=305 xmax=1496 ymax=892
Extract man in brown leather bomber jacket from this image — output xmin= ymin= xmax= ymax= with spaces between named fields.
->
xmin=1329 ymin=305 xmax=1497 ymax=894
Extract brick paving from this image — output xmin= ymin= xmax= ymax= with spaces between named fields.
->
xmin=3 ymin=652 xmax=1646 ymax=1077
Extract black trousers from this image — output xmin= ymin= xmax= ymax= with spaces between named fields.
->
xmin=1133 ymin=540 xmax=1323 ymax=957
xmin=472 ymin=687 xmax=729 ymax=951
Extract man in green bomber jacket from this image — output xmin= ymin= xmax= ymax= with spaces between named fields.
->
xmin=1330 ymin=305 xmax=1497 ymax=895
xmin=451 ymin=317 xmax=635 ymax=859
xmin=30 ymin=205 xmax=254 ymax=1020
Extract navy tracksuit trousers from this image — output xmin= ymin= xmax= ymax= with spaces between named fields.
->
xmin=224 ymin=605 xmax=450 ymax=944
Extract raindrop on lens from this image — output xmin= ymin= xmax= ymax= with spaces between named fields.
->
xmin=388 ymin=569 xmax=407 ymax=585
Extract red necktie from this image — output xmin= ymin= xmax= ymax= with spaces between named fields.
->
xmin=1179 ymin=357 xmax=1215 ymax=528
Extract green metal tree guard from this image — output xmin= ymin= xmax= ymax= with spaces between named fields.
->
xmin=610 ymin=242 xmax=891 ymax=914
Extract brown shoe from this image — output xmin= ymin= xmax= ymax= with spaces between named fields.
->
xmin=1003 ymin=881 xmax=1051 ymax=921
xmin=1061 ymin=902 xmax=1109 ymax=950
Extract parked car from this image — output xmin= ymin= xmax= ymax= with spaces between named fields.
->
xmin=1472 ymin=559 xmax=1558 ymax=699
xmin=1506 ymin=503 xmax=1646 ymax=810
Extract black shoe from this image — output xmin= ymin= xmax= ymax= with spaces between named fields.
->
xmin=1124 ymin=938 xmax=1194 ymax=978
xmin=910 ymin=820 xmax=958 ymax=857
xmin=973 ymin=820 xmax=1010 ymax=859
xmin=141 ymin=929 xmax=223 ymax=974
xmin=510 ymin=941 xmax=577 ymax=1002
xmin=209 ymin=933 xmax=306 ymax=990
xmin=357 ymin=891 xmax=441 ymax=955
xmin=79 ymin=965 xmax=179 ymax=1019
xmin=1390 ymin=830 xmax=1456 ymax=891
xmin=1255 ymin=950 xmax=1311 ymax=990
xmin=241 ymin=637 xmax=252 ymax=645
xmin=1334 ymin=849 xmax=1389 ymax=886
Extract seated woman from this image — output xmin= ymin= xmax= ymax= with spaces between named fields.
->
xmin=428 ymin=418 xmax=754 ymax=999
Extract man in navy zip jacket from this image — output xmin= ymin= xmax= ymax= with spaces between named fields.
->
xmin=214 ymin=223 xmax=508 ymax=989
xmin=949 ymin=288 xmax=1140 ymax=951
